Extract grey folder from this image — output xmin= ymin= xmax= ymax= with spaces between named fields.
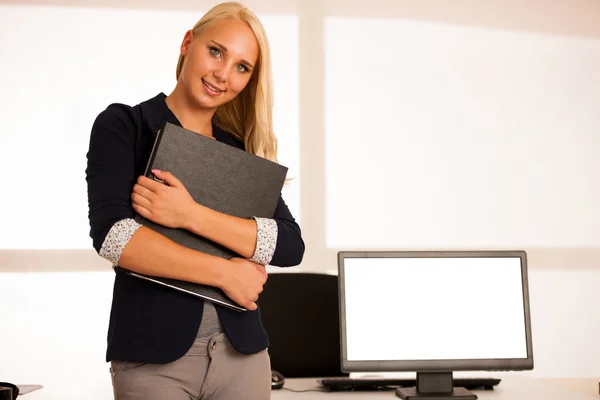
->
xmin=120 ymin=121 xmax=288 ymax=312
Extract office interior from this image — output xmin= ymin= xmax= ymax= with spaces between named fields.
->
xmin=0 ymin=0 xmax=599 ymax=398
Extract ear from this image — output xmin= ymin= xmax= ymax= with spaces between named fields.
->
xmin=180 ymin=30 xmax=194 ymax=56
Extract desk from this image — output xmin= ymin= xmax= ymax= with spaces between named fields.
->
xmin=23 ymin=377 xmax=599 ymax=399
xmin=272 ymin=377 xmax=599 ymax=400
xmin=543 ymin=378 xmax=600 ymax=397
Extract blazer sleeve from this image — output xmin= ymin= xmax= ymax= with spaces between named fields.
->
xmin=85 ymin=105 xmax=139 ymax=256
xmin=251 ymin=195 xmax=305 ymax=267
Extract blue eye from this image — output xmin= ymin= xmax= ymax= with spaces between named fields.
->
xmin=209 ymin=46 xmax=221 ymax=58
xmin=236 ymin=64 xmax=249 ymax=73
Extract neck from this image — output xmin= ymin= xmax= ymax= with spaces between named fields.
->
xmin=165 ymin=85 xmax=216 ymax=138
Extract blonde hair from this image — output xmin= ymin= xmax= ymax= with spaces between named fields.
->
xmin=176 ymin=2 xmax=278 ymax=163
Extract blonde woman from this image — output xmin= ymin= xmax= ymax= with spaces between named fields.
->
xmin=85 ymin=2 xmax=304 ymax=399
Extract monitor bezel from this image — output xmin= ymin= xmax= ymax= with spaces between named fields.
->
xmin=337 ymin=250 xmax=534 ymax=373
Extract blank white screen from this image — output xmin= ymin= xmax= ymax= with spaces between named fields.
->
xmin=343 ymin=256 xmax=528 ymax=361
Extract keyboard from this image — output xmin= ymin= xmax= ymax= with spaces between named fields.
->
xmin=318 ymin=377 xmax=501 ymax=392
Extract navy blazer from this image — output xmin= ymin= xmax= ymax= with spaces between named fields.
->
xmin=86 ymin=93 xmax=304 ymax=363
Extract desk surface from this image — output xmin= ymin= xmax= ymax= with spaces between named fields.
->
xmin=22 ymin=376 xmax=598 ymax=400
xmin=271 ymin=376 xmax=599 ymax=400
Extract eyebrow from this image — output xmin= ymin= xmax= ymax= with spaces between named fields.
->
xmin=210 ymin=40 xmax=255 ymax=69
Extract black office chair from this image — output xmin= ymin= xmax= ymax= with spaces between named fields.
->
xmin=257 ymin=272 xmax=348 ymax=378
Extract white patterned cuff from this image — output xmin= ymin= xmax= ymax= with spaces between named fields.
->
xmin=99 ymin=218 xmax=142 ymax=265
xmin=249 ymin=217 xmax=278 ymax=265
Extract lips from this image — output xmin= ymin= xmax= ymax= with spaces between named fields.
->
xmin=202 ymin=79 xmax=225 ymax=93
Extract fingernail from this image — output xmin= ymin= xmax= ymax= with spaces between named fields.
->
xmin=152 ymin=169 xmax=161 ymax=175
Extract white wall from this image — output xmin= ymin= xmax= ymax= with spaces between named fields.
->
xmin=0 ymin=0 xmax=599 ymax=390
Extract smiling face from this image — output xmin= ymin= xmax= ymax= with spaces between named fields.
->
xmin=178 ymin=18 xmax=259 ymax=111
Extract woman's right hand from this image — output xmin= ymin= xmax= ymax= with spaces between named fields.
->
xmin=220 ymin=257 xmax=268 ymax=311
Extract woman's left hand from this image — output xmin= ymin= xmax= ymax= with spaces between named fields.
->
xmin=131 ymin=169 xmax=197 ymax=229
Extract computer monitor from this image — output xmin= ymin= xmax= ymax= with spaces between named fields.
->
xmin=337 ymin=250 xmax=534 ymax=400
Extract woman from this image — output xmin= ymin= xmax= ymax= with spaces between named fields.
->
xmin=85 ymin=2 xmax=305 ymax=399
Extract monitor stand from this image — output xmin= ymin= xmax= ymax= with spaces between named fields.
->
xmin=395 ymin=372 xmax=477 ymax=400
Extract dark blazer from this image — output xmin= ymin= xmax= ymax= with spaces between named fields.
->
xmin=86 ymin=93 xmax=305 ymax=364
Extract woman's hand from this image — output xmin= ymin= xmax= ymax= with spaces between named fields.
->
xmin=131 ymin=169 xmax=197 ymax=229
xmin=220 ymin=258 xmax=268 ymax=311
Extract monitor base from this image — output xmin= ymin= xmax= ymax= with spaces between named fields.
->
xmin=395 ymin=372 xmax=477 ymax=400
xmin=396 ymin=386 xmax=477 ymax=400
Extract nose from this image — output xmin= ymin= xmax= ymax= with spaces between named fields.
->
xmin=213 ymin=69 xmax=226 ymax=82
xmin=213 ymin=64 xmax=231 ymax=83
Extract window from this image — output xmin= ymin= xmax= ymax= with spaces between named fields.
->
xmin=325 ymin=17 xmax=600 ymax=249
xmin=0 ymin=5 xmax=299 ymax=249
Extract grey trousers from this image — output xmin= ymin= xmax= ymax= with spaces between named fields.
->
xmin=109 ymin=331 xmax=271 ymax=400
